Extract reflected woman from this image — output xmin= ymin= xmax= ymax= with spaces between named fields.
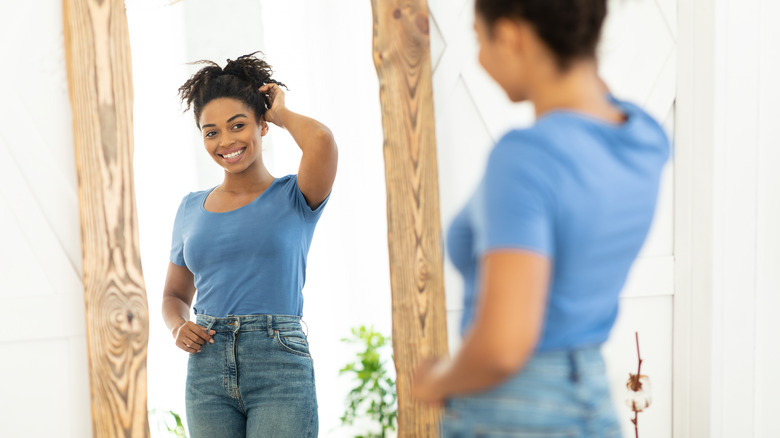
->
xmin=161 ymin=53 xmax=337 ymax=438
xmin=412 ymin=0 xmax=668 ymax=436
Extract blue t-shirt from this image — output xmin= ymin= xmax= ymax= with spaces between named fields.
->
xmin=169 ymin=174 xmax=328 ymax=317
xmin=447 ymin=97 xmax=670 ymax=351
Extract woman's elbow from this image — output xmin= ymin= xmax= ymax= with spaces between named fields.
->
xmin=315 ymin=125 xmax=336 ymax=149
xmin=491 ymin=347 xmax=532 ymax=378
xmin=484 ymin=334 xmax=537 ymax=378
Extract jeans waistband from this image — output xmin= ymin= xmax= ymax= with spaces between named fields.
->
xmin=520 ymin=345 xmax=605 ymax=378
xmin=195 ymin=314 xmax=302 ymax=335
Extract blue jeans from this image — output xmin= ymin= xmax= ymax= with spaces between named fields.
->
xmin=185 ymin=314 xmax=318 ymax=438
xmin=442 ymin=347 xmax=621 ymax=438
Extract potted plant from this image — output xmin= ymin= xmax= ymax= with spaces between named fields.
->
xmin=339 ymin=326 xmax=398 ymax=438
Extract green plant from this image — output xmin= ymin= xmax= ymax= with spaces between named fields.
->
xmin=339 ymin=326 xmax=397 ymax=438
xmin=149 ymin=408 xmax=187 ymax=438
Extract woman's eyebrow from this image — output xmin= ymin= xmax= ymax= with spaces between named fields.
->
xmin=201 ymin=113 xmax=248 ymax=130
xmin=227 ymin=113 xmax=248 ymax=123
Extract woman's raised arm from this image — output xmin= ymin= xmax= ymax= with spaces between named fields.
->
xmin=260 ymin=84 xmax=338 ymax=208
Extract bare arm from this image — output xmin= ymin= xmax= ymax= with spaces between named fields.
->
xmin=260 ymin=84 xmax=338 ymax=208
xmin=162 ymin=261 xmax=214 ymax=353
xmin=412 ymin=250 xmax=551 ymax=401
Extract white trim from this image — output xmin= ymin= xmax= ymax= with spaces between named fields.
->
xmin=674 ymin=0 xmax=719 ymax=435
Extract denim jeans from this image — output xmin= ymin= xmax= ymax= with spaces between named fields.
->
xmin=185 ymin=314 xmax=318 ymax=438
xmin=442 ymin=346 xmax=621 ymax=438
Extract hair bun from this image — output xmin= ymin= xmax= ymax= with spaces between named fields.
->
xmin=222 ymin=51 xmax=287 ymax=91
xmin=179 ymin=51 xmax=286 ymax=126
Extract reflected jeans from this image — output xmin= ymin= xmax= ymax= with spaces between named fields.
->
xmin=442 ymin=346 xmax=622 ymax=438
xmin=185 ymin=314 xmax=317 ymax=438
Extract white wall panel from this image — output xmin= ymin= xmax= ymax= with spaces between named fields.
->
xmin=0 ymin=0 xmax=90 ymax=436
xmin=0 ymin=338 xmax=90 ymax=438
xmin=675 ymin=0 xmax=780 ymax=435
xmin=755 ymin=0 xmax=780 ymax=435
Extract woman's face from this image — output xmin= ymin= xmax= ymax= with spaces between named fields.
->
xmin=199 ymin=97 xmax=268 ymax=174
xmin=474 ymin=14 xmax=532 ymax=102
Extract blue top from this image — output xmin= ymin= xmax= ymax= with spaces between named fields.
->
xmin=170 ymin=174 xmax=328 ymax=317
xmin=447 ymin=97 xmax=670 ymax=351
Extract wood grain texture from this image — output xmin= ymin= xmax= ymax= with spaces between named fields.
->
xmin=371 ymin=0 xmax=449 ymax=435
xmin=62 ymin=0 xmax=150 ymax=436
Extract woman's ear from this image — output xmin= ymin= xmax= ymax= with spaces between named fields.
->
xmin=493 ymin=18 xmax=524 ymax=54
xmin=260 ymin=118 xmax=269 ymax=136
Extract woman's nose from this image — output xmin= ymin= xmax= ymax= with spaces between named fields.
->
xmin=219 ymin=133 xmax=234 ymax=148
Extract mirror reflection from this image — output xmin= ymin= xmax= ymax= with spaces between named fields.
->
xmin=127 ymin=1 xmax=391 ymax=436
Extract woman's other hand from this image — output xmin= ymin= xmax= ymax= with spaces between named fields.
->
xmin=172 ymin=321 xmax=215 ymax=354
xmin=412 ymin=357 xmax=448 ymax=404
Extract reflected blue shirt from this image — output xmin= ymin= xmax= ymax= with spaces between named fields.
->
xmin=170 ymin=174 xmax=327 ymax=317
xmin=447 ymin=97 xmax=670 ymax=351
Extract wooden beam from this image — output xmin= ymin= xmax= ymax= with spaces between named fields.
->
xmin=62 ymin=0 xmax=149 ymax=436
xmin=371 ymin=0 xmax=449 ymax=435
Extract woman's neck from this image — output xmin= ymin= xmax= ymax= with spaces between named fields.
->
xmin=219 ymin=163 xmax=274 ymax=194
xmin=529 ymin=61 xmax=622 ymax=123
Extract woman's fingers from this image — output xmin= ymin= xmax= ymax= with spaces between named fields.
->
xmin=258 ymin=84 xmax=288 ymax=128
xmin=174 ymin=321 xmax=215 ymax=352
xmin=197 ymin=327 xmax=215 ymax=344
xmin=177 ymin=338 xmax=201 ymax=353
xmin=259 ymin=84 xmax=285 ymax=110
xmin=181 ymin=333 xmax=205 ymax=347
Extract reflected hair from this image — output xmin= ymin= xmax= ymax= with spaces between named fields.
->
xmin=475 ymin=0 xmax=607 ymax=70
xmin=178 ymin=51 xmax=286 ymax=128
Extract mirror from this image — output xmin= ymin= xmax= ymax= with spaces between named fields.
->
xmin=126 ymin=1 xmax=392 ymax=435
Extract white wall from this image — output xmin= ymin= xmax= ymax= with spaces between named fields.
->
xmin=0 ymin=1 xmax=91 ymax=437
xmin=126 ymin=2 xmax=195 ymax=432
xmin=676 ymin=0 xmax=780 ymax=436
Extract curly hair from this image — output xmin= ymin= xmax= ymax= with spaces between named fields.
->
xmin=475 ymin=0 xmax=607 ymax=70
xmin=178 ymin=51 xmax=287 ymax=128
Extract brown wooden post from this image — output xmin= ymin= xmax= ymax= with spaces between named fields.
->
xmin=62 ymin=0 xmax=150 ymax=436
xmin=371 ymin=0 xmax=449 ymax=435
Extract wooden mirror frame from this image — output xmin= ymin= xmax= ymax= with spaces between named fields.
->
xmin=62 ymin=0 xmax=448 ymax=436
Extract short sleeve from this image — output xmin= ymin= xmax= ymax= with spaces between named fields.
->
xmin=474 ymin=133 xmax=557 ymax=257
xmin=290 ymin=174 xmax=330 ymax=222
xmin=169 ymin=194 xmax=189 ymax=267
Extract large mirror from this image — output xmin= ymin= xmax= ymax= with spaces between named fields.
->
xmin=127 ymin=1 xmax=393 ymax=436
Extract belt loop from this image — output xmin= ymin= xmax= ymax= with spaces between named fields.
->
xmin=267 ymin=315 xmax=274 ymax=337
xmin=568 ymin=350 xmax=580 ymax=383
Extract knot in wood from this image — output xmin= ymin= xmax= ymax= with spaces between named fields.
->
xmin=415 ymin=14 xmax=429 ymax=35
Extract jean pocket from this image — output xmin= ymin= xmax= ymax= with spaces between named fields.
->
xmin=274 ymin=330 xmax=311 ymax=357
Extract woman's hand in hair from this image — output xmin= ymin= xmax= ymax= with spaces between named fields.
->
xmin=259 ymin=83 xmax=287 ymax=128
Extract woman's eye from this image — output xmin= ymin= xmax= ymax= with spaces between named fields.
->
xmin=205 ymin=131 xmax=217 ymax=138
xmin=232 ymin=123 xmax=245 ymax=130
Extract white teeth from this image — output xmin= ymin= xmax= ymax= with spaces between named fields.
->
xmin=223 ymin=149 xmax=244 ymax=159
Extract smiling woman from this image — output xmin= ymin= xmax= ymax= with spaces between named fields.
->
xmin=161 ymin=53 xmax=337 ymax=438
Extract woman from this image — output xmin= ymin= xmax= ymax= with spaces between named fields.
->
xmin=412 ymin=1 xmax=669 ymax=436
xmin=162 ymin=53 xmax=337 ymax=438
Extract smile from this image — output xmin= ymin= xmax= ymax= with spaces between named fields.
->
xmin=219 ymin=148 xmax=246 ymax=160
